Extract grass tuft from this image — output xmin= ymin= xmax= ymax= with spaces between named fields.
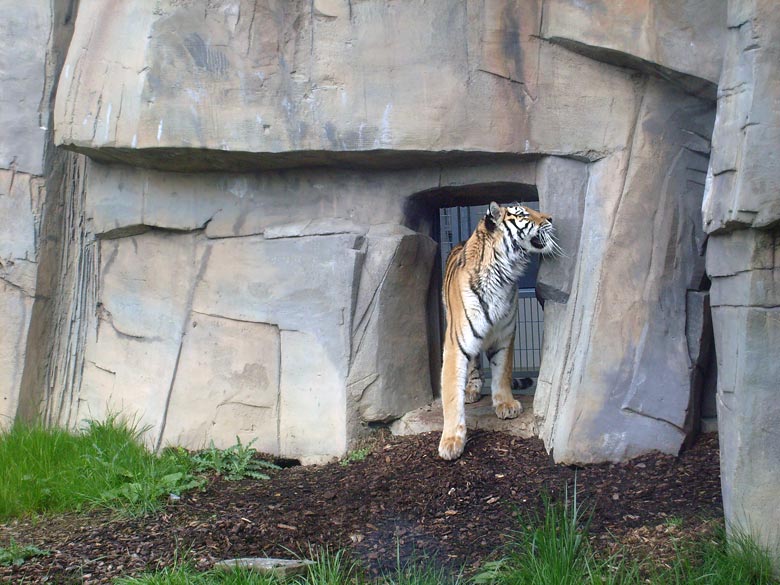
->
xmin=294 ymin=547 xmax=364 ymax=584
xmin=0 ymin=415 xmax=199 ymax=518
xmin=654 ymin=526 xmax=777 ymax=585
xmin=473 ymin=480 xmax=779 ymax=585
xmin=473 ymin=480 xmax=601 ymax=585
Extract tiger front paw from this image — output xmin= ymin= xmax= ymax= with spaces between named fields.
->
xmin=438 ymin=433 xmax=466 ymax=460
xmin=494 ymin=398 xmax=523 ymax=420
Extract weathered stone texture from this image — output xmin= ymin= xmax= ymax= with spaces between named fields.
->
xmin=0 ymin=169 xmax=45 ymax=429
xmin=28 ymin=156 xmax=452 ymax=459
xmin=712 ymin=301 xmax=780 ymax=550
xmin=701 ymin=0 xmax=780 ymax=564
xmin=75 ymin=231 xmax=206 ymax=438
xmin=348 ymin=226 xmax=437 ymax=424
xmin=54 ymin=0 xmax=642 ymax=170
xmin=14 ymin=12 xmax=780 ymax=573
xmin=0 ymin=0 xmax=53 ymax=428
xmin=703 ymin=0 xmax=780 ymax=233
xmin=160 ymin=314 xmax=281 ymax=453
xmin=542 ymin=0 xmax=725 ymax=93
xmin=0 ymin=1 xmax=50 ymax=175
xmin=708 ymin=228 xmax=780 ymax=554
xmin=534 ymin=79 xmax=714 ymax=463
xmin=1 ymin=0 xmax=78 ymax=430
xmin=534 ymin=157 xmax=589 ymax=303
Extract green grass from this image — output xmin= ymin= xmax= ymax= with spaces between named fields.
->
xmin=0 ymin=416 xmax=200 ymax=518
xmin=656 ymin=528 xmax=777 ymax=585
xmin=115 ymin=562 xmax=278 ymax=584
xmin=473 ymin=482 xmax=778 ymax=585
xmin=473 ymin=483 xmax=608 ymax=585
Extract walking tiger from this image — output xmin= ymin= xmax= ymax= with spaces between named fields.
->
xmin=439 ymin=201 xmax=559 ymax=460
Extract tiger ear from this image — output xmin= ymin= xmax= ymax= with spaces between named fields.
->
xmin=485 ymin=201 xmax=501 ymax=229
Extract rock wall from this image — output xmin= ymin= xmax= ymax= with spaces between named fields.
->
xmin=0 ymin=0 xmax=76 ymax=429
xmin=534 ymin=80 xmax=714 ymax=463
xmin=32 ymin=161 xmax=453 ymax=461
xmin=5 ymin=0 xmax=726 ymax=462
xmin=703 ymin=0 xmax=780 ymax=558
xmin=54 ymin=0 xmax=647 ymax=168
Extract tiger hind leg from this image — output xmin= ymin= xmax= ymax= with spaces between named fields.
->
xmin=464 ymin=356 xmax=483 ymax=404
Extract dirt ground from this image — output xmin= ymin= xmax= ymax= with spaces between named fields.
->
xmin=0 ymin=430 xmax=722 ymax=584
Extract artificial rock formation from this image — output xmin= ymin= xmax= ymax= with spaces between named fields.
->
xmin=5 ymin=0 xmax=722 ymax=458
xmin=1 ymin=0 xmax=779 ymax=566
xmin=703 ymin=0 xmax=780 ymax=556
xmin=0 ymin=0 xmax=75 ymax=429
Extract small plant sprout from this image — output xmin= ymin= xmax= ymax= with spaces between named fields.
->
xmin=340 ymin=446 xmax=371 ymax=466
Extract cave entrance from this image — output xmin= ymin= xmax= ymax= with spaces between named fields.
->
xmin=438 ymin=203 xmax=544 ymax=396
xmin=406 ymin=181 xmax=544 ymax=400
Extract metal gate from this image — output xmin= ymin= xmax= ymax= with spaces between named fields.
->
xmin=439 ymin=204 xmax=544 ymax=388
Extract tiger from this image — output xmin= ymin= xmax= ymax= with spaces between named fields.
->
xmin=438 ymin=201 xmax=558 ymax=460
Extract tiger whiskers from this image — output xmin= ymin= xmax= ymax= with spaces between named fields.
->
xmin=548 ymin=238 xmax=567 ymax=259
xmin=540 ymin=229 xmax=567 ymax=259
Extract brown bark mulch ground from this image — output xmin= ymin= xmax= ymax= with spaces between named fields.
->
xmin=0 ymin=430 xmax=722 ymax=584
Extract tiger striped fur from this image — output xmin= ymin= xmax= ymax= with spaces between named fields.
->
xmin=439 ymin=201 xmax=557 ymax=460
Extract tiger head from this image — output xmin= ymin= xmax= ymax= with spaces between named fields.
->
xmin=484 ymin=201 xmax=558 ymax=257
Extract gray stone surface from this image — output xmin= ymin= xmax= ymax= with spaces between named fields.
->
xmin=542 ymin=0 xmax=726 ymax=93
xmin=54 ymin=1 xmax=644 ymax=170
xmin=191 ymin=234 xmax=362 ymax=371
xmin=701 ymin=0 xmax=780 ymax=567
xmin=534 ymin=79 xmax=714 ymax=463
xmin=708 ymin=231 xmax=780 ymax=555
xmin=159 ymin=314 xmax=281 ymax=452
xmin=535 ymin=157 xmax=589 ymax=303
xmin=0 ymin=170 xmax=44 ymax=429
xmin=714 ymin=304 xmax=780 ymax=553
xmin=703 ymin=0 xmax=780 ymax=233
xmin=214 ymin=557 xmax=314 ymax=579
xmin=685 ymin=291 xmax=716 ymax=439
xmin=0 ymin=0 xmax=50 ymax=175
xmin=0 ymin=285 xmax=33 ymax=428
xmin=0 ymin=0 xmax=55 ymax=427
xmin=391 ymin=396 xmax=535 ymax=439
xmin=76 ymin=231 xmax=205 ymax=439
xmin=279 ymin=329 xmax=347 ymax=464
xmin=348 ymin=227 xmax=437 ymax=424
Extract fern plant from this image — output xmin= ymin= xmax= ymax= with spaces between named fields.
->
xmin=190 ymin=437 xmax=280 ymax=481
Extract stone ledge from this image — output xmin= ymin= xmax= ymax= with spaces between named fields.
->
xmin=390 ymin=396 xmax=535 ymax=439
xmin=62 ymin=145 xmax=546 ymax=173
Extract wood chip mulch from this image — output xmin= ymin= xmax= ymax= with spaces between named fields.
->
xmin=0 ymin=431 xmax=722 ymax=584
